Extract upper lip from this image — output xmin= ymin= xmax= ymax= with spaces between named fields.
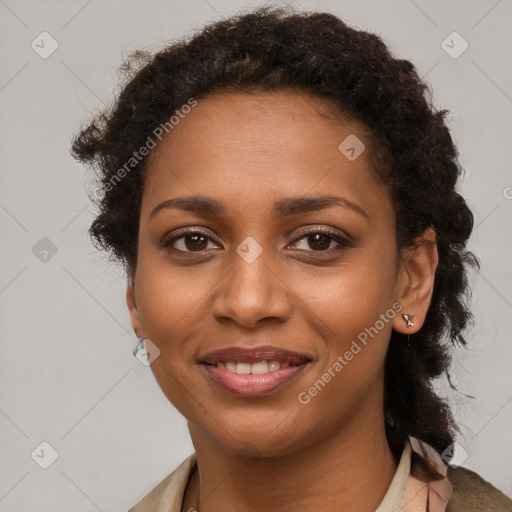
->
xmin=200 ymin=345 xmax=311 ymax=365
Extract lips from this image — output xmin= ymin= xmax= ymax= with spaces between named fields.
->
xmin=199 ymin=345 xmax=312 ymax=398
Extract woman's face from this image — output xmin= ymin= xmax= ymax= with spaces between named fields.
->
xmin=128 ymin=90 xmax=409 ymax=456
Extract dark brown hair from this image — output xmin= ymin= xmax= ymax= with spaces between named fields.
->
xmin=71 ymin=6 xmax=479 ymax=455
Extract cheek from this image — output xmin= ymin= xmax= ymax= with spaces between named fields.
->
xmin=133 ymin=262 xmax=206 ymax=413
xmin=133 ymin=258 xmax=203 ymax=367
xmin=135 ymin=245 xmax=207 ymax=325
xmin=295 ymin=246 xmax=398 ymax=387
xmin=296 ymin=252 xmax=398 ymax=339
xmin=295 ymin=286 xmax=395 ymax=433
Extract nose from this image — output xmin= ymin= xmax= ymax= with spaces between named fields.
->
xmin=211 ymin=248 xmax=292 ymax=328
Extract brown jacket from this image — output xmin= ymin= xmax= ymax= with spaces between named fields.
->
xmin=447 ymin=466 xmax=512 ymax=511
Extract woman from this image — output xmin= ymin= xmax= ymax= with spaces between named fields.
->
xmin=71 ymin=6 xmax=512 ymax=512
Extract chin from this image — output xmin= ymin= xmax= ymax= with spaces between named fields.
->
xmin=204 ymin=417 xmax=313 ymax=459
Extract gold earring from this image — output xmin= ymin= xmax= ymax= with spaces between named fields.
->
xmin=402 ymin=314 xmax=415 ymax=328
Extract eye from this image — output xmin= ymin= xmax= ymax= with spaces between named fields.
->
xmin=289 ymin=228 xmax=352 ymax=253
xmin=162 ymin=229 xmax=220 ymax=253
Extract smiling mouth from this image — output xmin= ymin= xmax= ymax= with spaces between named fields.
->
xmin=199 ymin=345 xmax=312 ymax=397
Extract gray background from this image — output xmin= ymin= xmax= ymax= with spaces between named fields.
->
xmin=0 ymin=0 xmax=511 ymax=510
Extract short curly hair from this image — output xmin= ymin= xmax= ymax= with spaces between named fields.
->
xmin=71 ymin=5 xmax=479 ymax=455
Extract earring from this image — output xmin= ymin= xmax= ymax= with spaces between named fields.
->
xmin=402 ymin=314 xmax=415 ymax=328
xmin=133 ymin=337 xmax=146 ymax=357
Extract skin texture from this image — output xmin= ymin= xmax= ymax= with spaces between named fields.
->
xmin=126 ymin=90 xmax=438 ymax=512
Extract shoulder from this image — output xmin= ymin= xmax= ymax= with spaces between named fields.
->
xmin=447 ymin=465 xmax=512 ymax=512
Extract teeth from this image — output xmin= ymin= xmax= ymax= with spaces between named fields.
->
xmin=251 ymin=361 xmax=268 ymax=374
xmin=268 ymin=361 xmax=279 ymax=371
xmin=216 ymin=360 xmax=290 ymax=374
xmin=236 ymin=362 xmax=251 ymax=374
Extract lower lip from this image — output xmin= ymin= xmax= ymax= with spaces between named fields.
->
xmin=201 ymin=363 xmax=309 ymax=398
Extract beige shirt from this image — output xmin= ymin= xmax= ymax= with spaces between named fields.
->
xmin=128 ymin=441 xmax=413 ymax=512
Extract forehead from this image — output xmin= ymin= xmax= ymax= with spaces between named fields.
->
xmin=142 ymin=90 xmax=392 ymax=221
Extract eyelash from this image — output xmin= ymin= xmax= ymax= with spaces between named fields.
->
xmin=161 ymin=227 xmax=352 ymax=255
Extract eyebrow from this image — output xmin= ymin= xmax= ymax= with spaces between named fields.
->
xmin=149 ymin=194 xmax=369 ymax=221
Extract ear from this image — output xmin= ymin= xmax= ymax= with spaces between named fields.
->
xmin=392 ymin=227 xmax=438 ymax=334
xmin=126 ymin=280 xmax=144 ymax=338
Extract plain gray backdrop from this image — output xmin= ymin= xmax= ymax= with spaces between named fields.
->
xmin=1 ymin=0 xmax=511 ymax=510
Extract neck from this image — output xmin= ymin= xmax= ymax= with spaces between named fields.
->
xmin=182 ymin=418 xmax=400 ymax=512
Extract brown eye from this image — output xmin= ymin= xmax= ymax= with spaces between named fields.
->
xmin=304 ymin=233 xmax=332 ymax=251
xmin=181 ymin=233 xmax=209 ymax=251
xmin=290 ymin=229 xmax=351 ymax=253
xmin=162 ymin=230 xmax=219 ymax=253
